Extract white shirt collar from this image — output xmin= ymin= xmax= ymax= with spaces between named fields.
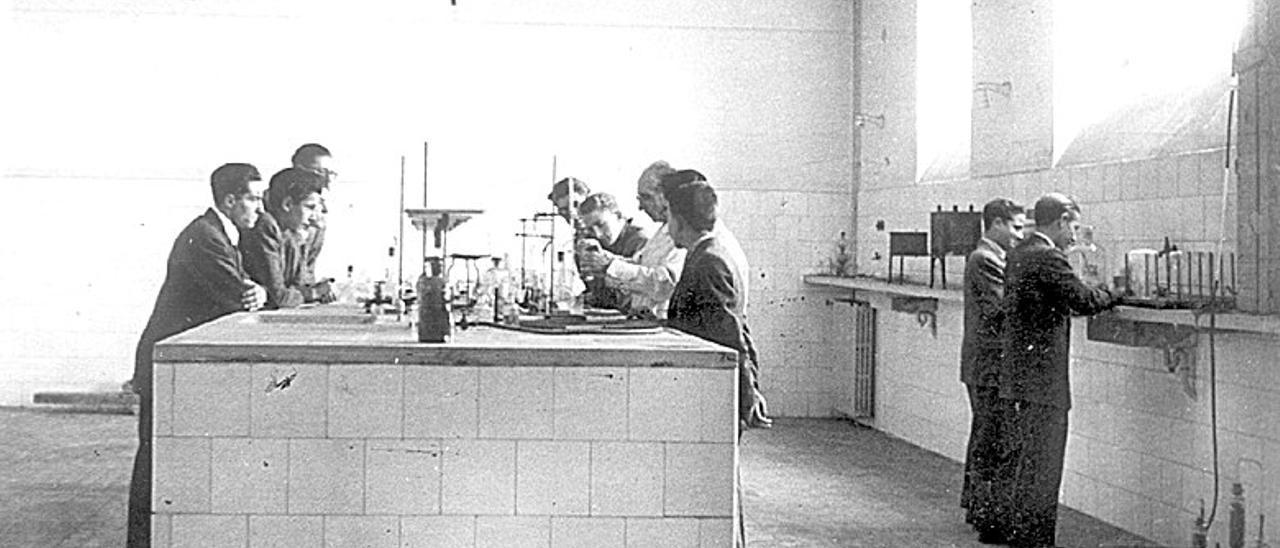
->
xmin=1031 ymin=231 xmax=1054 ymax=248
xmin=212 ymin=207 xmax=240 ymax=247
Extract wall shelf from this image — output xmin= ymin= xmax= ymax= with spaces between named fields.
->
xmin=803 ymin=275 xmax=963 ymax=303
xmin=804 ymin=274 xmax=1280 ymax=337
xmin=1102 ymin=305 xmax=1280 ymax=336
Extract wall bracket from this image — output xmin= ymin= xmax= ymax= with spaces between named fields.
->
xmin=890 ymin=296 xmax=938 ymax=338
xmin=1087 ymin=312 xmax=1199 ymax=399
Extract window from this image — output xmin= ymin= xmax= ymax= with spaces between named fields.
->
xmin=916 ymin=0 xmax=973 ymax=182
xmin=1054 ymin=0 xmax=1247 ymax=164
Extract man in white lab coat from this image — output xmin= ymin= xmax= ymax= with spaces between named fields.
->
xmin=577 ymin=161 xmax=686 ymax=318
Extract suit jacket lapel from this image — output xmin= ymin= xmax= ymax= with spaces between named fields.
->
xmin=203 ymin=208 xmax=245 ymax=277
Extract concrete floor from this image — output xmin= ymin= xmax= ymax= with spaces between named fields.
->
xmin=0 ymin=408 xmax=1153 ymax=547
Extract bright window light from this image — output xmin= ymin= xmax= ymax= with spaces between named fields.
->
xmin=1054 ymin=0 xmax=1247 ymax=162
xmin=916 ymin=0 xmax=973 ymax=182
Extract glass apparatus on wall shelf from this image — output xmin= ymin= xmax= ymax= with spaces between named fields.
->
xmin=1067 ymin=225 xmax=1108 ymax=286
xmin=1118 ymin=237 xmax=1237 ymax=310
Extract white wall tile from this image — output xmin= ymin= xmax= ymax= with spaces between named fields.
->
xmin=442 ymin=439 xmax=516 ymax=515
xmin=153 ymin=363 xmax=174 ymax=437
xmin=400 ymin=516 xmax=476 ymax=548
xmin=287 ymin=439 xmax=364 ymax=514
xmin=589 ymin=442 xmax=663 ymax=516
xmin=151 ymin=514 xmax=171 ymax=548
xmin=171 ymin=514 xmax=246 ymax=548
xmin=152 ymin=437 xmax=210 ymax=513
xmin=628 ymin=369 xmax=700 ymax=442
xmin=476 ymin=516 xmax=550 ymax=548
xmin=696 ymin=369 xmax=738 ymax=443
xmin=366 ymin=439 xmax=443 ymax=515
xmin=517 ymin=441 xmax=589 ymax=516
xmin=329 ymin=365 xmax=403 ymax=438
xmin=479 ymin=368 xmax=553 ymax=439
xmin=550 ymin=517 xmax=625 ymax=547
xmin=249 ymin=515 xmax=323 ymax=548
xmin=664 ymin=443 xmax=735 ymax=517
xmin=625 ymin=517 xmax=699 ymax=548
xmin=553 ymin=367 xmax=627 ymax=440
xmin=172 ymin=363 xmax=251 ymax=436
xmin=251 ymin=364 xmax=326 ymax=438
xmin=210 ymin=438 xmax=288 ymax=514
xmin=698 ymin=518 xmax=734 ymax=548
xmin=325 ymin=516 xmax=399 ymax=548
xmin=404 ymin=366 xmax=478 ymax=438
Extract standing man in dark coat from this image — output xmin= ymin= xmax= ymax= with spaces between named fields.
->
xmin=999 ymin=193 xmax=1118 ymax=548
xmin=662 ymin=171 xmax=770 ymax=430
xmin=127 ymin=163 xmax=268 ymax=547
xmin=662 ymin=170 xmax=769 ymax=548
xmin=959 ymin=198 xmax=1026 ymax=543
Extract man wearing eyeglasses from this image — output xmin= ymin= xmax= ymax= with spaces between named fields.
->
xmin=290 ymin=143 xmax=337 ymax=286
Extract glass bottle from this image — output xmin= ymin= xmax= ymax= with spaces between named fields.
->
xmin=416 ymin=258 xmax=452 ymax=343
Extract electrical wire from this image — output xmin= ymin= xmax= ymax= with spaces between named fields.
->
xmin=1203 ymin=64 xmax=1237 ymax=532
xmin=1206 ymin=307 xmax=1220 ymax=528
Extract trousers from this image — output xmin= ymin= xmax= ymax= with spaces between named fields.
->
xmin=962 ymin=384 xmax=1013 ymax=531
xmin=1001 ymin=399 xmax=1069 ymax=547
xmin=127 ymin=387 xmax=152 ymax=547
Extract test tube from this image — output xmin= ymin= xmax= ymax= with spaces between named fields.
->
xmin=1209 ymin=252 xmax=1216 ymax=299
xmin=1223 ymin=253 xmax=1233 ymax=295
xmin=1145 ymin=254 xmax=1152 ymax=299
xmin=1197 ymin=252 xmax=1204 ymax=300
xmin=1124 ymin=253 xmax=1131 ymax=296
xmin=1175 ymin=252 xmax=1183 ymax=301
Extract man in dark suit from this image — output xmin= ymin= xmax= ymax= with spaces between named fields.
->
xmin=662 ymin=170 xmax=769 ymax=548
xmin=127 ymin=163 xmax=268 ymax=547
xmin=291 ymin=143 xmax=337 ymax=286
xmin=662 ymin=170 xmax=770 ymax=430
xmin=959 ymin=198 xmax=1027 ymax=542
xmin=999 ymin=193 xmax=1118 ymax=548
xmin=241 ymin=167 xmax=332 ymax=308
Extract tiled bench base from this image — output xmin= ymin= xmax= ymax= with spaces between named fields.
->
xmin=152 ymin=363 xmax=738 ymax=547
xmin=152 ymin=515 xmax=733 ymax=548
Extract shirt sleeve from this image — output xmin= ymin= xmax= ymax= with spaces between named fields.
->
xmin=605 ymin=245 xmax=685 ymax=303
xmin=1044 ymin=251 xmax=1116 ymax=316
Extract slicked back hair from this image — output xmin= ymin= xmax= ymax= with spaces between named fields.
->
xmin=579 ymin=192 xmax=622 ymax=217
xmin=1032 ymin=192 xmax=1081 ymax=226
xmin=291 ymin=143 xmax=332 ymax=168
xmin=267 ymin=168 xmax=326 ymax=214
xmin=666 ymin=180 xmax=718 ymax=233
xmin=210 ymin=163 xmax=262 ymax=204
xmin=981 ymin=198 xmax=1025 ymax=230
xmin=658 ymin=169 xmax=707 ymax=197
xmin=547 ymin=177 xmax=591 ymax=201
